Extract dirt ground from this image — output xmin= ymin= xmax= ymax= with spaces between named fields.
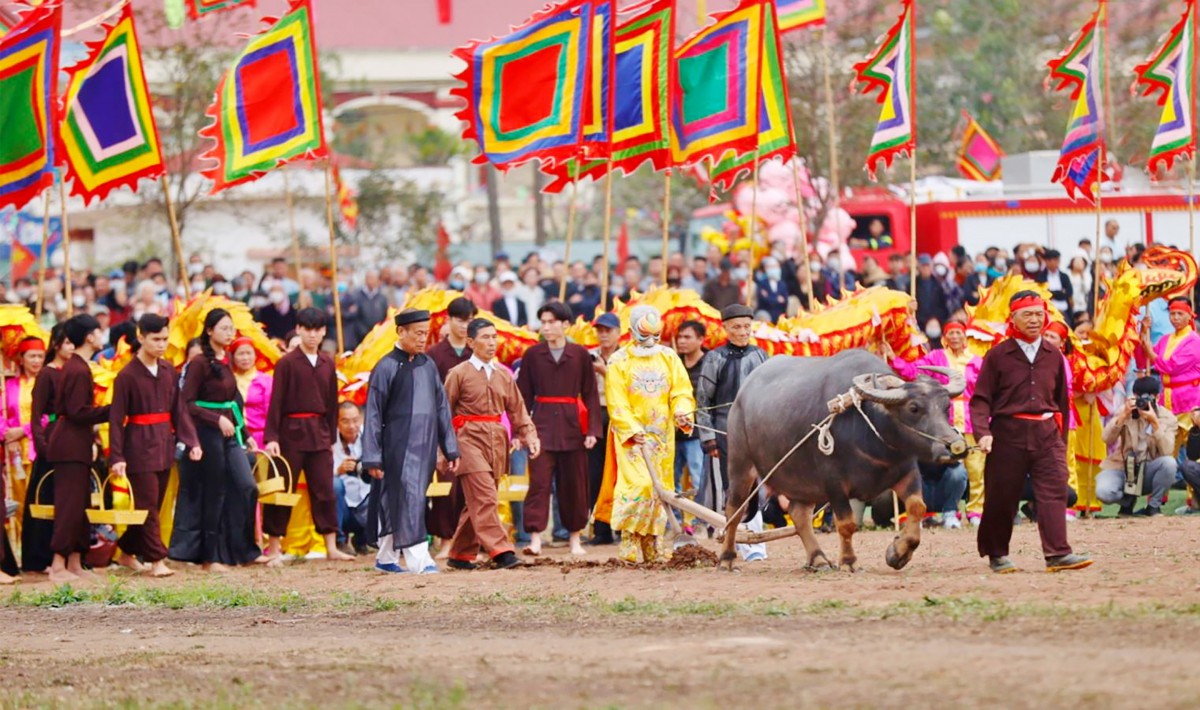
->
xmin=4 ymin=516 xmax=1200 ymax=709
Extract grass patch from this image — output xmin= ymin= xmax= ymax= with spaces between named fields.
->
xmin=4 ymin=579 xmax=311 ymax=612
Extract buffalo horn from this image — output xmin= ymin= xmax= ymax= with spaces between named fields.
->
xmin=851 ymin=373 xmax=909 ymax=404
xmin=918 ymin=366 xmax=966 ymax=398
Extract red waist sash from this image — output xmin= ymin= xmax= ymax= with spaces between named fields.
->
xmin=1011 ymin=411 xmax=1064 ymax=433
xmin=125 ymin=412 xmax=170 ymax=426
xmin=535 ymin=396 xmax=588 ymax=436
xmin=1162 ymin=374 xmax=1200 ymax=388
xmin=452 ymin=414 xmax=502 ymax=431
xmin=287 ymin=412 xmax=321 ymax=419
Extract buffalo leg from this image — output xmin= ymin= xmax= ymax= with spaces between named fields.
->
xmin=827 ymin=493 xmax=858 ymax=572
xmin=885 ymin=468 xmax=925 ymax=570
xmin=788 ymin=500 xmax=832 ymax=570
xmin=719 ymin=462 xmax=756 ymax=572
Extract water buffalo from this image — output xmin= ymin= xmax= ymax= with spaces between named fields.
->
xmin=719 ymin=349 xmax=967 ymax=572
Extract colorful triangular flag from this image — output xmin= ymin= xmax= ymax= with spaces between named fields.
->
xmin=187 ymin=0 xmax=256 ymax=21
xmin=776 ymin=0 xmax=826 ymax=33
xmin=332 ymin=164 xmax=359 ymax=231
xmin=853 ymin=0 xmax=916 ymax=180
xmin=197 ymin=0 xmax=327 ymax=194
xmin=0 ymin=1 xmax=61 ymax=212
xmin=1048 ymin=3 xmax=1107 ymax=203
xmin=1132 ymin=0 xmax=1196 ymax=176
xmin=58 ymin=3 xmax=165 ymax=205
xmin=956 ymin=111 xmax=1004 ymax=181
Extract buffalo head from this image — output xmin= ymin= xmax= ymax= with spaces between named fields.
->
xmin=851 ymin=370 xmax=968 ymax=463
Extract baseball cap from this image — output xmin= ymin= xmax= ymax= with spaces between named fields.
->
xmin=594 ymin=312 xmax=620 ymax=329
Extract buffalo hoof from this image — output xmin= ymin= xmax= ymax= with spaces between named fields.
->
xmin=885 ymin=540 xmax=913 ymax=570
xmin=841 ymin=562 xmax=859 ymax=574
xmin=719 ymin=551 xmax=738 ymax=572
xmin=805 ymin=552 xmax=836 ymax=572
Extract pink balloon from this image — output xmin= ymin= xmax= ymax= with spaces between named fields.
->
xmin=757 ymin=187 xmax=791 ymax=226
xmin=757 ymin=161 xmax=792 ymax=192
xmin=734 ymin=184 xmax=755 ymax=216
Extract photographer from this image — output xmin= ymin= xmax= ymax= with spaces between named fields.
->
xmin=1095 ymin=377 xmax=1178 ymax=517
xmin=332 ymin=402 xmax=371 ymax=554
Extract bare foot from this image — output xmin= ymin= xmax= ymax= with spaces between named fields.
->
xmin=48 ymin=568 xmax=79 ymax=585
xmin=251 ymin=554 xmax=272 ymax=565
xmin=202 ymin=562 xmax=230 ymax=574
xmin=148 ymin=561 xmax=174 ymax=578
xmin=525 ymin=536 xmax=542 ymax=556
xmin=434 ymin=547 xmax=450 ymax=561
xmin=266 ymin=556 xmax=286 ymax=568
xmin=570 ymin=545 xmax=587 ymax=556
xmin=0 ymin=572 xmax=16 ymax=585
xmin=117 ymin=553 xmax=147 ymax=573
xmin=69 ymin=567 xmax=98 ymax=581
xmin=327 ymin=548 xmax=356 ymax=562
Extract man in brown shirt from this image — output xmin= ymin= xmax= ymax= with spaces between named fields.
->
xmin=426 ymin=297 xmax=476 ymax=548
xmin=445 ymin=318 xmax=540 ymax=570
xmin=47 ymin=314 xmax=110 ymax=585
xmin=109 ymin=314 xmax=201 ymax=577
xmin=264 ymin=307 xmax=354 ymax=562
xmin=516 ymin=301 xmax=602 ymax=556
xmin=970 ymin=291 xmax=1092 ymax=574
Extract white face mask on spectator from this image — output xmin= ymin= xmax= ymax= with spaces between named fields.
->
xmin=474 ymin=272 xmax=489 ymax=285
xmin=1024 ymin=258 xmax=1039 ymax=272
xmin=826 ymin=258 xmax=841 ymax=272
xmin=269 ymin=290 xmax=286 ymax=304
xmin=933 ymin=264 xmax=948 ymax=278
xmin=925 ymin=321 xmax=942 ymax=339
xmin=72 ymin=295 xmax=86 ymax=308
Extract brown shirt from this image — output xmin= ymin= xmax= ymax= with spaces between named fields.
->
xmin=428 ymin=338 xmax=472 ymax=381
xmin=970 ymin=338 xmax=1070 ymax=448
xmin=445 ymin=360 xmax=537 ymax=478
xmin=180 ymin=353 xmax=240 ymax=430
xmin=109 ymin=357 xmax=199 ymax=472
xmin=265 ymin=348 xmax=338 ymax=451
xmin=48 ymin=354 xmax=110 ymax=464
xmin=31 ymin=364 xmax=61 ymax=457
xmin=515 ymin=341 xmax=602 ymax=451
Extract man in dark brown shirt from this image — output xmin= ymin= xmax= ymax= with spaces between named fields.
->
xmin=264 ymin=308 xmax=354 ymax=562
xmin=970 ymin=291 xmax=1092 ymax=574
xmin=109 ymin=314 xmax=201 ymax=577
xmin=47 ymin=314 xmax=110 ymax=585
xmin=425 ymin=297 xmax=475 ymax=548
xmin=516 ymin=301 xmax=602 ymax=556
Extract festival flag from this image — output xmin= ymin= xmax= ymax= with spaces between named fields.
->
xmin=197 ymin=0 xmax=327 ymax=194
xmin=670 ymin=0 xmax=766 ymax=169
xmin=434 ymin=222 xmax=452 ymax=282
xmin=853 ymin=0 xmax=915 ymax=180
xmin=0 ymin=1 xmax=61 ymax=212
xmin=0 ymin=7 xmax=21 ymax=36
xmin=58 ymin=4 xmax=164 ymax=206
xmin=186 ymin=0 xmax=256 ymax=21
xmin=437 ymin=0 xmax=452 ymax=24
xmin=710 ymin=1 xmax=795 ymax=193
xmin=539 ymin=0 xmax=675 ymax=192
xmin=577 ymin=0 xmax=615 ymax=161
xmin=332 ymin=164 xmax=358 ymax=231
xmin=1047 ymin=3 xmax=1108 ymax=203
xmin=776 ymin=0 xmax=826 ymax=33
xmin=956 ymin=111 xmax=1004 ymax=181
xmin=1132 ymin=0 xmax=1196 ymax=175
xmin=452 ymin=1 xmax=597 ymax=171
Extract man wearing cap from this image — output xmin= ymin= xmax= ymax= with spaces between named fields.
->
xmin=695 ymin=304 xmax=769 ymax=561
xmin=1036 ymin=249 xmax=1074 ymax=325
xmin=971 ymin=291 xmax=1092 ymax=574
xmin=891 ymin=320 xmax=982 ymax=527
xmin=516 ymin=301 xmax=602 ymax=557
xmin=1141 ymin=296 xmax=1200 ymax=417
xmin=361 ymin=309 xmax=460 ymax=574
xmin=585 ymin=311 xmax=622 ymax=545
xmin=491 ymin=272 xmax=529 ymax=328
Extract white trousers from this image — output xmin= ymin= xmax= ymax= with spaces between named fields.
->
xmin=375 ymin=536 xmax=435 ymax=572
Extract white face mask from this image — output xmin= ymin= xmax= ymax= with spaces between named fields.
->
xmin=733 ymin=266 xmax=749 ymax=281
xmin=269 ymin=291 xmax=286 ymax=304
xmin=826 ymin=258 xmax=841 ymax=272
xmin=72 ymin=295 xmax=86 ymax=308
xmin=933 ymin=264 xmax=948 ymax=278
xmin=1100 ymin=253 xmax=1113 ymax=264
xmin=765 ymin=267 xmax=782 ymax=281
xmin=925 ymin=323 xmax=942 ymax=339
xmin=809 ymin=262 xmax=821 ymax=273
xmin=191 ymin=280 xmax=206 ymax=292
xmin=16 ymin=288 xmax=30 ymax=300
xmin=1024 ymin=259 xmax=1039 ymax=272
xmin=474 ymin=272 xmax=489 ymax=285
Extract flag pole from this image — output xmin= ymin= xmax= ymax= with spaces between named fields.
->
xmin=58 ymin=179 xmax=73 ymax=318
xmin=1189 ymin=158 xmax=1195 ymax=264
xmin=821 ymin=28 xmax=841 ymax=214
xmin=790 ymin=160 xmax=813 ymax=298
xmin=661 ymin=169 xmax=672 ymax=287
xmin=324 ymin=160 xmax=345 ymax=354
xmin=283 ymin=169 xmax=303 ymax=287
xmin=909 ymin=152 xmax=917 ymax=300
xmin=560 ymin=160 xmax=579 ymax=302
xmin=160 ymin=175 xmax=189 ymax=299
xmin=746 ymin=151 xmax=760 ymax=307
xmin=600 ymin=158 xmax=614 ymax=312
xmin=1093 ymin=2 xmax=1106 ymax=313
xmin=35 ymin=190 xmax=50 ymax=318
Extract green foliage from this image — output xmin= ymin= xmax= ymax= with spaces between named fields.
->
xmin=351 ymin=168 xmax=446 ymax=259
xmin=403 ymin=127 xmax=470 ymax=167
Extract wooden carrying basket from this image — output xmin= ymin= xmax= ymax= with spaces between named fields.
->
xmin=497 ymin=475 xmax=529 ymax=502
xmin=28 ymin=468 xmax=104 ymax=520
xmin=86 ymin=472 xmax=149 ymax=526
xmin=426 ymin=471 xmax=452 ymax=497
xmin=254 ymin=454 xmax=300 ymax=507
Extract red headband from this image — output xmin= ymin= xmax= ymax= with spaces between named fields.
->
xmin=1009 ymin=295 xmax=1045 ymax=313
xmin=1044 ymin=321 xmax=1069 ymax=339
xmin=230 ymin=336 xmax=255 ymax=354
xmin=16 ymin=339 xmax=45 ymax=355
xmin=942 ymin=322 xmax=966 ymax=335
xmin=1169 ymin=301 xmax=1195 ymax=316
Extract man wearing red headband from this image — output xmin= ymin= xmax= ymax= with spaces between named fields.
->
xmin=1141 ymin=296 xmax=1200 ymax=416
xmin=892 ymin=320 xmax=982 ymax=528
xmin=970 ymin=291 xmax=1092 ymax=574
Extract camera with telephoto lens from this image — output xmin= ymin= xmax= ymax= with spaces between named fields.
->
xmin=1132 ymin=394 xmax=1155 ymax=419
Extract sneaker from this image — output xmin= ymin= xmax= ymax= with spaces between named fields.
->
xmin=447 ymin=559 xmax=477 ymax=571
xmin=1064 ymin=510 xmax=1078 ymax=522
xmin=966 ymin=512 xmax=981 ymax=527
xmin=418 ymin=564 xmax=440 ymax=574
xmin=1045 ymin=553 xmax=1093 ymax=572
xmin=1133 ymin=506 xmax=1161 ymax=517
xmin=493 ymin=551 xmax=521 ymax=570
xmin=1117 ymin=505 xmax=1135 ymax=518
xmin=375 ymin=562 xmax=406 ymax=574
xmin=743 ymin=551 xmax=766 ymax=563
xmin=942 ymin=512 xmax=962 ymax=529
xmin=1178 ymin=506 xmax=1200 ymax=516
xmin=989 ymin=556 xmax=1017 ymax=574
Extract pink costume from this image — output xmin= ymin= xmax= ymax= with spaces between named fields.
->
xmin=5 ymin=375 xmax=36 ymax=461
xmin=1153 ymin=328 xmax=1200 ymax=415
xmin=892 ymin=350 xmax=981 ymax=433
xmin=243 ymin=373 xmax=273 ymax=449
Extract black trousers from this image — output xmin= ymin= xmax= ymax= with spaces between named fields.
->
xmin=21 ymin=457 xmax=54 ymax=572
xmin=169 ymin=427 xmax=261 ymax=565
